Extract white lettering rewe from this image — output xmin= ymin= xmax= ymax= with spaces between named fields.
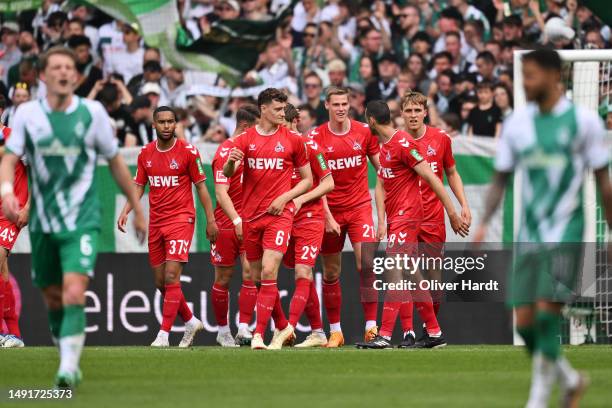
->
xmin=247 ymin=158 xmax=284 ymax=170
xmin=327 ymin=155 xmax=363 ymax=170
xmin=148 ymin=175 xmax=180 ymax=187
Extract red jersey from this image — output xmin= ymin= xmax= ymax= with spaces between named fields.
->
xmin=0 ymin=127 xmax=28 ymax=212
xmin=134 ymin=138 xmax=206 ymax=227
xmin=310 ymin=119 xmax=379 ymax=211
xmin=291 ymin=137 xmax=332 ymax=221
xmin=378 ymin=130 xmax=424 ymax=223
xmin=414 ymin=126 xmax=455 ymax=225
xmin=232 ymin=126 xmax=309 ymax=221
xmin=212 ymin=138 xmax=243 ymax=229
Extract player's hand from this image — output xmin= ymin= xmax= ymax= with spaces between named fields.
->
xmin=234 ymin=221 xmax=243 ymax=242
xmin=325 ymin=215 xmax=341 ymax=236
xmin=267 ymin=196 xmax=286 ymax=215
xmin=117 ymin=211 xmax=129 ymax=233
xmin=207 ymin=220 xmax=219 ymax=242
xmin=461 ymin=206 xmax=472 ymax=228
xmin=15 ymin=206 xmax=29 ymax=229
xmin=133 ymin=210 xmax=147 ymax=245
xmin=2 ymin=194 xmax=19 ymax=224
xmin=292 ymin=197 xmax=303 ymax=214
xmin=449 ymin=212 xmax=469 ymax=237
xmin=376 ymin=222 xmax=387 ymax=241
xmin=228 ymin=148 xmax=244 ymax=163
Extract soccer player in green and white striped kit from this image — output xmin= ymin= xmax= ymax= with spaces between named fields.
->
xmin=0 ymin=46 xmax=147 ymax=388
xmin=475 ymin=49 xmax=612 ymax=408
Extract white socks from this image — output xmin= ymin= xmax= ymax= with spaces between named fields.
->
xmin=526 ymin=353 xmax=556 ymax=408
xmin=58 ymin=333 xmax=85 ymax=374
xmin=330 ymin=323 xmax=342 ymax=333
xmin=365 ymin=320 xmax=377 ymax=331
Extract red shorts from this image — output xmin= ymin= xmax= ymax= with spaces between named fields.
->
xmin=244 ymin=208 xmax=294 ymax=261
xmin=283 ymin=218 xmax=325 ymax=268
xmin=386 ymin=220 xmax=419 ymax=256
xmin=321 ymin=204 xmax=376 ymax=255
xmin=211 ymin=227 xmax=245 ymax=267
xmin=0 ymin=217 xmax=20 ymax=251
xmin=418 ymin=223 xmax=446 ymax=258
xmin=148 ymin=222 xmax=195 ymax=267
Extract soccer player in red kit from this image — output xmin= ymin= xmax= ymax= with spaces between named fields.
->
xmin=223 ymin=88 xmax=313 ymax=350
xmin=210 ymin=105 xmax=260 ymax=347
xmin=282 ymin=104 xmax=334 ymax=348
xmin=118 ymin=106 xmax=218 ymax=348
xmin=0 ymin=123 xmax=28 ymax=348
xmin=397 ymin=92 xmax=471 ymax=347
xmin=356 ymin=100 xmax=469 ymax=349
xmin=309 ymin=87 xmax=382 ymax=347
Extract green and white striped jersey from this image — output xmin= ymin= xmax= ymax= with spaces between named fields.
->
xmin=6 ymin=96 xmax=118 ymax=233
xmin=496 ymin=97 xmax=609 ymax=242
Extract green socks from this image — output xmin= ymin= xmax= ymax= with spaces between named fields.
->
xmin=59 ymin=305 xmax=85 ymax=338
xmin=517 ymin=325 xmax=536 ymax=356
xmin=48 ymin=308 xmax=64 ymax=343
xmin=535 ymin=310 xmax=561 ymax=360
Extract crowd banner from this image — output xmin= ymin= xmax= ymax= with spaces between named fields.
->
xmin=10 ymin=136 xmax=509 ymax=254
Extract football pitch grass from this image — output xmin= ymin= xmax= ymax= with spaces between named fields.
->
xmin=1 ymin=345 xmax=611 ymax=407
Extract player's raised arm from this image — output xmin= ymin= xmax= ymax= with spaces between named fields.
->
xmin=413 ymin=161 xmax=468 ymax=237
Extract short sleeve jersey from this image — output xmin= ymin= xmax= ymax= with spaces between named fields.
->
xmin=232 ymin=126 xmax=309 ymax=221
xmin=6 ymin=97 xmax=118 ymax=233
xmin=414 ymin=126 xmax=456 ymax=225
xmin=0 ymin=127 xmax=28 ymax=213
xmin=378 ymin=130 xmax=425 ymax=223
xmin=134 ymin=138 xmax=206 ymax=227
xmin=310 ymin=119 xmax=379 ymax=211
xmin=495 ymin=98 xmax=609 ymax=242
xmin=212 ymin=138 xmax=243 ymax=229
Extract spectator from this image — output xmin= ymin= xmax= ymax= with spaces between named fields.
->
xmin=69 ymin=5 xmax=99 ymax=53
xmin=98 ymin=19 xmax=126 ymax=67
xmin=327 ymin=58 xmax=347 ymax=88
xmin=467 ymin=81 xmax=502 ymax=137
xmin=0 ymin=22 xmax=21 ymax=85
xmin=494 ymin=83 xmax=513 ymax=119
xmin=433 ymin=7 xmax=473 ymax=60
xmin=365 ymin=52 xmax=399 ymax=103
xmin=393 ymin=4 xmax=421 ymax=63
xmin=6 ymin=30 xmax=38 ymax=89
xmin=440 ymin=112 xmax=462 ymax=137
xmin=297 ymin=103 xmax=316 ymax=134
xmin=463 ymin=20 xmax=485 ymax=58
xmin=349 ymin=27 xmax=384 ymax=82
xmin=406 ymin=53 xmax=430 ymax=94
xmin=475 ymin=51 xmax=497 ymax=83
xmin=104 ymin=23 xmax=144 ymax=84
xmin=446 ymin=31 xmax=471 ymax=74
xmin=292 ymin=23 xmax=318 ymax=80
xmin=357 ymin=55 xmax=377 ymax=86
xmin=214 ymin=0 xmax=241 ymax=20
xmin=396 ymin=70 xmax=416 ymax=100
xmin=128 ymin=59 xmax=163 ymax=98
xmin=303 ymin=72 xmax=327 ymax=125
xmin=449 ymin=0 xmax=491 ymax=41
xmin=65 ymin=17 xmax=85 ymax=40
xmin=429 ymin=51 xmax=452 ymax=80
xmin=291 ymin=0 xmax=322 ymax=34
xmin=502 ymin=15 xmax=523 ymax=42
xmin=253 ymin=40 xmax=293 ymax=86
xmin=459 ymin=96 xmax=477 ymax=134
xmin=41 ymin=11 xmax=68 ymax=49
xmin=410 ymin=31 xmax=432 ymax=60
xmin=584 ymin=27 xmax=606 ymax=49
xmin=68 ymin=35 xmax=103 ymax=97
xmin=16 ymin=58 xmax=40 ymax=99
xmin=347 ymin=82 xmax=366 ymax=121
xmin=1 ymin=82 xmax=30 ymax=126
xmin=161 ymin=68 xmax=188 ymax=109
xmin=125 ymin=95 xmax=154 ymax=146
xmin=141 ymin=82 xmax=162 ymax=110
xmin=497 ymin=69 xmax=513 ymax=90
xmin=430 ymin=69 xmax=457 ymax=115
xmin=242 ymin=0 xmax=271 ymax=21
xmin=94 ymin=80 xmax=133 ymax=146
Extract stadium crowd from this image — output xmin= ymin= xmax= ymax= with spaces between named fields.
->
xmin=0 ymin=0 xmax=610 ymax=145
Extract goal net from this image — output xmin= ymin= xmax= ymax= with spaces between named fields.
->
xmin=513 ymin=49 xmax=612 ymax=345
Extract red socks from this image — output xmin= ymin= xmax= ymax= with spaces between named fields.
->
xmin=160 ymin=285 xmax=193 ymax=323
xmin=271 ymin=292 xmax=288 ymax=331
xmin=361 ymin=301 xmax=378 ymax=323
xmin=379 ymin=290 xmax=406 ymax=337
xmin=255 ymin=280 xmax=278 ymax=336
xmin=415 ymin=301 xmax=440 ymax=334
xmin=0 ymin=279 xmax=5 ymax=333
xmin=239 ymin=280 xmax=258 ymax=325
xmin=399 ymin=301 xmax=414 ymax=332
xmin=161 ymin=283 xmax=182 ymax=332
xmin=211 ymin=283 xmax=229 ymax=326
xmin=289 ymin=278 xmax=310 ymax=327
xmin=322 ymin=279 xmax=342 ymax=325
xmin=4 ymin=279 xmax=20 ymax=337
xmin=305 ymin=280 xmax=323 ymax=330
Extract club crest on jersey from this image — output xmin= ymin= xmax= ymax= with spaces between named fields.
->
xmin=427 ymin=145 xmax=436 ymax=156
xmin=146 ymin=160 xmax=152 ymax=168
xmin=169 ymin=159 xmax=179 ymax=170
xmin=275 ymin=142 xmax=285 ymax=152
xmin=353 ymin=141 xmax=362 ymax=151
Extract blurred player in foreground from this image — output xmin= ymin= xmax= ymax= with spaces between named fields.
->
xmin=475 ymin=49 xmax=612 ymax=408
xmin=118 ymin=106 xmax=217 ymax=348
xmin=0 ymin=46 xmax=146 ymax=388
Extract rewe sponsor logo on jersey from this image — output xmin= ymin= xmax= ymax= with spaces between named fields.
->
xmin=427 ymin=145 xmax=436 ymax=156
xmin=379 ymin=167 xmax=395 ymax=178
xmin=327 ymin=155 xmax=363 ymax=170
xmin=274 ymin=142 xmax=285 ymax=152
xmin=148 ymin=175 xmax=180 ymax=187
xmin=247 ymin=157 xmax=284 ymax=170
xmin=169 ymin=159 xmax=179 ymax=170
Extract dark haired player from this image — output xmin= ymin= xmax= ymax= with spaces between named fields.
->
xmin=224 ymin=88 xmax=313 ymax=350
xmin=118 ymin=106 xmax=218 ymax=348
xmin=475 ymin=49 xmax=612 ymax=408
